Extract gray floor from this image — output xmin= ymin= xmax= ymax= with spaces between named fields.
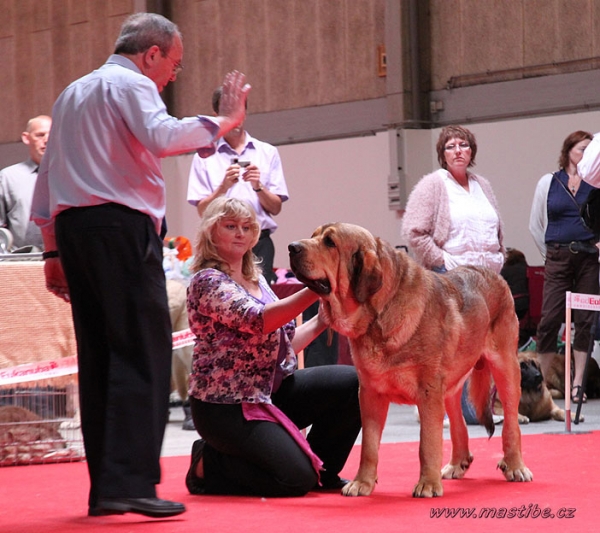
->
xmin=162 ymin=397 xmax=600 ymax=458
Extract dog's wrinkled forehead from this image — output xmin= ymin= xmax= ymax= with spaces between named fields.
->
xmin=311 ymin=223 xmax=334 ymax=239
xmin=521 ymin=358 xmax=541 ymax=372
xmin=312 ymin=222 xmax=375 ymax=250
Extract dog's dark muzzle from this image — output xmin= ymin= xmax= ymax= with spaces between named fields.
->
xmin=288 ymin=242 xmax=331 ymax=295
xmin=521 ymin=363 xmax=544 ymax=391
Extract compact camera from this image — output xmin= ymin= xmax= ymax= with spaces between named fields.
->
xmin=231 ymin=157 xmax=251 ymax=168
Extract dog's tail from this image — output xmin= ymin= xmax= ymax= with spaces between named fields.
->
xmin=468 ymin=358 xmax=495 ymax=437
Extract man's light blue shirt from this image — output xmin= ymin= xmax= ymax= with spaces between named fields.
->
xmin=32 ymin=55 xmax=219 ymax=235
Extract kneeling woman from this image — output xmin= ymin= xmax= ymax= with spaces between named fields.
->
xmin=185 ymin=197 xmax=361 ymax=497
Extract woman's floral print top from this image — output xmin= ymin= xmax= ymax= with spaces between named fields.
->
xmin=187 ymin=268 xmax=296 ymax=404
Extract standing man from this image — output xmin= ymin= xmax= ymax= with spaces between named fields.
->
xmin=31 ymin=13 xmax=250 ymax=519
xmin=0 ymin=115 xmax=51 ymax=251
xmin=187 ymin=87 xmax=289 ymax=284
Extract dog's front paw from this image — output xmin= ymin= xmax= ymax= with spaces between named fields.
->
xmin=518 ymin=414 xmax=530 ymax=424
xmin=341 ymin=479 xmax=376 ymax=497
xmin=497 ymin=460 xmax=533 ymax=482
xmin=413 ymin=478 xmax=444 ymax=498
xmin=60 ymin=418 xmax=81 ymax=430
xmin=564 ymin=410 xmax=584 ymax=423
xmin=441 ymin=454 xmax=473 ymax=479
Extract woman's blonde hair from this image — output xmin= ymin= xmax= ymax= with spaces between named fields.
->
xmin=190 ymin=197 xmax=262 ymax=281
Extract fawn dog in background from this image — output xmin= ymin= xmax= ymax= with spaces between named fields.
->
xmin=289 ymin=222 xmax=533 ymax=497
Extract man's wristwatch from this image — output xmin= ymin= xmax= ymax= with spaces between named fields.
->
xmin=253 ymin=184 xmax=263 ymax=192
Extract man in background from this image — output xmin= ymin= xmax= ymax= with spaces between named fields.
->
xmin=187 ymin=87 xmax=288 ymax=284
xmin=31 ymin=13 xmax=249 ymax=519
xmin=0 ymin=115 xmax=51 ymax=252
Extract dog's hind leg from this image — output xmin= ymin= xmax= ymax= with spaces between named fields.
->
xmin=342 ymin=387 xmax=389 ymax=497
xmin=489 ymin=352 xmax=533 ymax=482
xmin=441 ymin=388 xmax=473 ymax=480
xmin=486 ymin=294 xmax=533 ymax=482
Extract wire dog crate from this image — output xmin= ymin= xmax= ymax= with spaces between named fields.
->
xmin=0 ymin=378 xmax=85 ymax=466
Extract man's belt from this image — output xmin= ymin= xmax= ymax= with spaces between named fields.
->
xmin=259 ymin=229 xmax=271 ymax=240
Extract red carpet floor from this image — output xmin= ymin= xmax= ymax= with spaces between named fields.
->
xmin=0 ymin=431 xmax=596 ymax=533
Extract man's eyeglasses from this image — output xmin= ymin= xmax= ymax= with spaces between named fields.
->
xmin=444 ymin=142 xmax=470 ymax=152
xmin=165 ymin=53 xmax=183 ymax=75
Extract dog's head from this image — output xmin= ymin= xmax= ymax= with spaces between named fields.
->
xmin=518 ymin=353 xmax=544 ymax=392
xmin=504 ymin=248 xmax=527 ymax=267
xmin=288 ymin=223 xmax=384 ymax=304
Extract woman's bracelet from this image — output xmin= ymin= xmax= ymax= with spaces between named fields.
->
xmin=42 ymin=250 xmax=59 ymax=260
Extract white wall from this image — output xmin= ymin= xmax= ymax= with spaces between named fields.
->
xmin=164 ymin=110 xmax=600 ymax=270
xmin=274 ymin=133 xmax=401 ymax=266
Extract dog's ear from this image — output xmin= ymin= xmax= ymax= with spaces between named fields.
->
xmin=350 ymin=248 xmax=383 ymax=303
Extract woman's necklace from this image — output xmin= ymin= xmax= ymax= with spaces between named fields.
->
xmin=568 ymin=172 xmax=581 ymax=194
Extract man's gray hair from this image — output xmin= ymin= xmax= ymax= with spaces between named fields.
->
xmin=114 ymin=12 xmax=181 ymax=56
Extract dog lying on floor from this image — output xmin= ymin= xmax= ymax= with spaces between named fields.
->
xmin=0 ymin=405 xmax=66 ymax=463
xmin=543 ymin=352 xmax=600 ymax=400
xmin=494 ymin=352 xmax=582 ymax=423
xmin=289 ymin=222 xmax=532 ymax=498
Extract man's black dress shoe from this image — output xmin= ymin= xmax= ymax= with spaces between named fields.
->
xmin=89 ymin=497 xmax=186 ymax=518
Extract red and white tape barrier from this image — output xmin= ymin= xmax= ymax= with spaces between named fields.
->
xmin=567 ymin=292 xmax=600 ymax=312
xmin=0 ymin=356 xmax=78 ymax=386
xmin=172 ymin=328 xmax=195 ymax=350
xmin=563 ymin=291 xmax=600 ymax=432
xmin=0 ymin=329 xmax=195 ymax=386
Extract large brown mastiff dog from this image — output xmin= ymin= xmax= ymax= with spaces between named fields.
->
xmin=288 ymin=223 xmax=533 ymax=497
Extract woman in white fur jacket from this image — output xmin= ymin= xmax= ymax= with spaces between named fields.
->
xmin=402 ymin=125 xmax=505 ymax=274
